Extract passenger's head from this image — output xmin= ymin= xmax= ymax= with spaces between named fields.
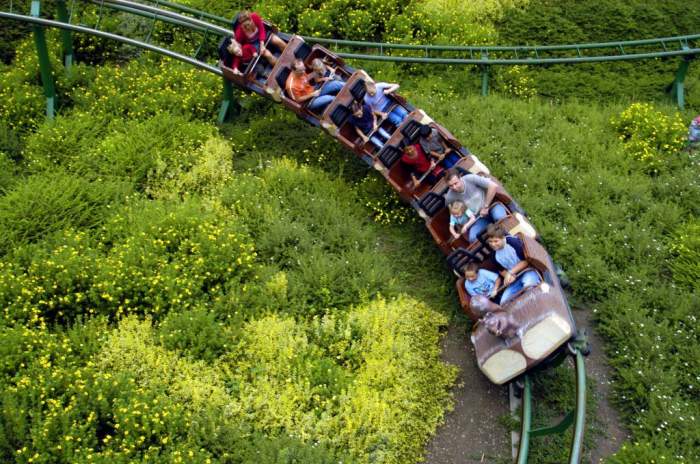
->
xmin=227 ymin=39 xmax=242 ymax=57
xmin=239 ymin=11 xmax=256 ymax=32
xmin=485 ymin=224 xmax=507 ymax=250
xmin=445 ymin=168 xmax=463 ymax=192
xmin=403 ymin=145 xmax=417 ymax=158
xmin=365 ymin=80 xmax=377 ymax=96
xmin=311 ymin=58 xmax=325 ymax=74
xmin=352 ymin=101 xmax=364 ymax=117
xmin=292 ymin=59 xmax=306 ymax=74
xmin=419 ymin=124 xmax=432 ymax=138
xmin=463 ymin=262 xmax=480 ymax=281
xmin=449 ymin=200 xmax=466 ymax=217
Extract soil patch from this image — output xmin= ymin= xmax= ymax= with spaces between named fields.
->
xmin=425 ymin=322 xmax=510 ymax=464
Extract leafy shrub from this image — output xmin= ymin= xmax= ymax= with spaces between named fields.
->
xmin=157 ymin=306 xmax=239 ymax=362
xmin=611 ymin=102 xmax=687 ymax=172
xmin=69 ymin=57 xmax=221 ymax=121
xmin=221 ymin=296 xmax=456 ymax=463
xmin=495 ymin=65 xmax=537 ymax=99
xmin=668 ymin=220 xmax=700 ymax=292
xmin=220 ymin=159 xmax=398 ymax=317
xmin=148 ymin=136 xmax=234 ymax=200
xmin=22 ymin=110 xmax=112 ymax=174
xmin=0 ymin=197 xmax=257 ymax=325
xmin=0 ymin=152 xmax=18 ymax=195
xmin=0 ymin=170 xmax=130 ymax=255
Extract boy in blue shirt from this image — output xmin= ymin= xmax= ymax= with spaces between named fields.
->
xmin=463 ymin=262 xmax=501 ymax=301
xmin=484 ymin=225 xmax=541 ymax=304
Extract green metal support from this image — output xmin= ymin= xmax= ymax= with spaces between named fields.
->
xmin=56 ymin=0 xmax=73 ymax=70
xmin=516 ymin=375 xmax=532 ymax=464
xmin=217 ymin=78 xmax=234 ymax=124
xmin=481 ymin=65 xmax=489 ymax=96
xmin=667 ymin=50 xmax=693 ymax=110
xmin=30 ymin=0 xmax=55 ymax=118
xmin=515 ymin=331 xmax=589 ymax=464
xmin=480 ymin=52 xmax=489 ymax=96
xmin=570 ymin=348 xmax=587 ymax=464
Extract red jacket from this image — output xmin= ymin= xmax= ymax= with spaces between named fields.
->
xmin=234 ymin=12 xmax=266 ymax=45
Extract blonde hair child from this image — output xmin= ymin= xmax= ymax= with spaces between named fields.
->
xmin=449 ymin=200 xmax=477 ymax=239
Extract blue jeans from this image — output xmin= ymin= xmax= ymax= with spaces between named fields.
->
xmin=381 ymin=101 xmax=408 ymax=127
xmin=368 ymin=126 xmax=392 ymax=149
xmin=467 ymin=203 xmax=509 ymax=242
xmin=500 ymin=270 xmax=541 ymax=304
xmin=308 ymin=80 xmax=345 ymax=112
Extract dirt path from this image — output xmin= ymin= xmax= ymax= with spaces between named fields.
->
xmin=424 ymin=322 xmax=510 ymax=464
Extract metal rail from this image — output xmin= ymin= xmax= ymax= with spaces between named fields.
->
xmin=133 ymin=0 xmax=699 ymax=61
xmin=515 ymin=335 xmax=588 ymax=464
xmin=0 ymin=12 xmax=222 ymax=74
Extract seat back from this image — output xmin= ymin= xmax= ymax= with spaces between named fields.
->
xmin=418 ymin=192 xmax=445 ymax=217
xmin=446 ymin=247 xmax=478 ymax=274
xmin=377 ymin=144 xmax=402 ymax=168
xmin=330 ymin=105 xmax=351 ymax=127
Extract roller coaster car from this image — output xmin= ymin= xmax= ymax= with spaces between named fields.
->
xmin=319 ymin=70 xmax=373 ymax=149
xmin=449 ymin=235 xmax=576 ymax=385
xmin=219 ymin=22 xmax=285 ymax=93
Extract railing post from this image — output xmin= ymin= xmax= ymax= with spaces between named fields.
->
xmin=56 ymin=0 xmax=73 ymax=71
xmin=30 ymin=0 xmax=56 ymax=118
xmin=667 ymin=49 xmax=693 ymax=110
xmin=480 ymin=51 xmax=489 ymax=96
xmin=217 ymin=77 xmax=235 ymax=124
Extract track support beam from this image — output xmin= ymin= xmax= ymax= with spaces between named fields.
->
xmin=514 ymin=331 xmax=589 ymax=464
xmin=667 ymin=48 xmax=693 ymax=110
xmin=56 ymin=0 xmax=73 ymax=71
xmin=218 ymin=78 xmax=237 ymax=124
xmin=30 ymin=0 xmax=55 ymax=119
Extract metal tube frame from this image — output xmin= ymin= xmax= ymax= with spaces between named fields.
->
xmin=30 ymin=0 xmax=55 ymax=118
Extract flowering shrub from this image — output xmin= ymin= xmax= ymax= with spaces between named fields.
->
xmin=69 ymin=57 xmax=220 ymax=121
xmin=0 ymin=171 xmax=130 ymax=255
xmin=611 ymin=102 xmax=687 ymax=172
xmin=0 ymin=198 xmax=257 ymax=326
xmin=221 ymin=296 xmax=456 ymax=463
xmin=496 ymin=65 xmax=537 ymax=99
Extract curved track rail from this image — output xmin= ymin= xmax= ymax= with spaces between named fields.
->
xmin=1 ymin=3 xmax=592 ymax=462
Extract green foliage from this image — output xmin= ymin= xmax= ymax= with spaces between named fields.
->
xmin=611 ymin=102 xmax=687 ymax=172
xmin=220 ymin=158 xmax=400 ymax=317
xmin=0 ymin=170 xmax=130 ymax=255
xmin=0 ymin=152 xmax=18 ymax=195
xmin=69 ymin=57 xmax=221 ymax=121
xmin=668 ymin=220 xmax=700 ymax=292
xmin=495 ymin=0 xmax=700 ymax=110
xmin=0 ymin=197 xmax=257 ymax=325
xmin=221 ymin=296 xmax=456 ymax=463
xmin=23 ymin=111 xmax=215 ymax=193
xmin=355 ymin=172 xmax=415 ymax=224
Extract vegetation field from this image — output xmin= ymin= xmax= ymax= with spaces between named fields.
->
xmin=0 ymin=0 xmax=699 ymax=463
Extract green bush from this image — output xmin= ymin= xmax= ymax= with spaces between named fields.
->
xmin=0 ymin=197 xmax=257 ymax=325
xmin=69 ymin=57 xmax=221 ymax=121
xmin=0 ymin=170 xmax=130 ymax=255
xmin=668 ymin=220 xmax=700 ymax=292
xmin=221 ymin=296 xmax=456 ymax=463
xmin=611 ymin=102 xmax=688 ymax=173
xmin=220 ymin=159 xmax=398 ymax=317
